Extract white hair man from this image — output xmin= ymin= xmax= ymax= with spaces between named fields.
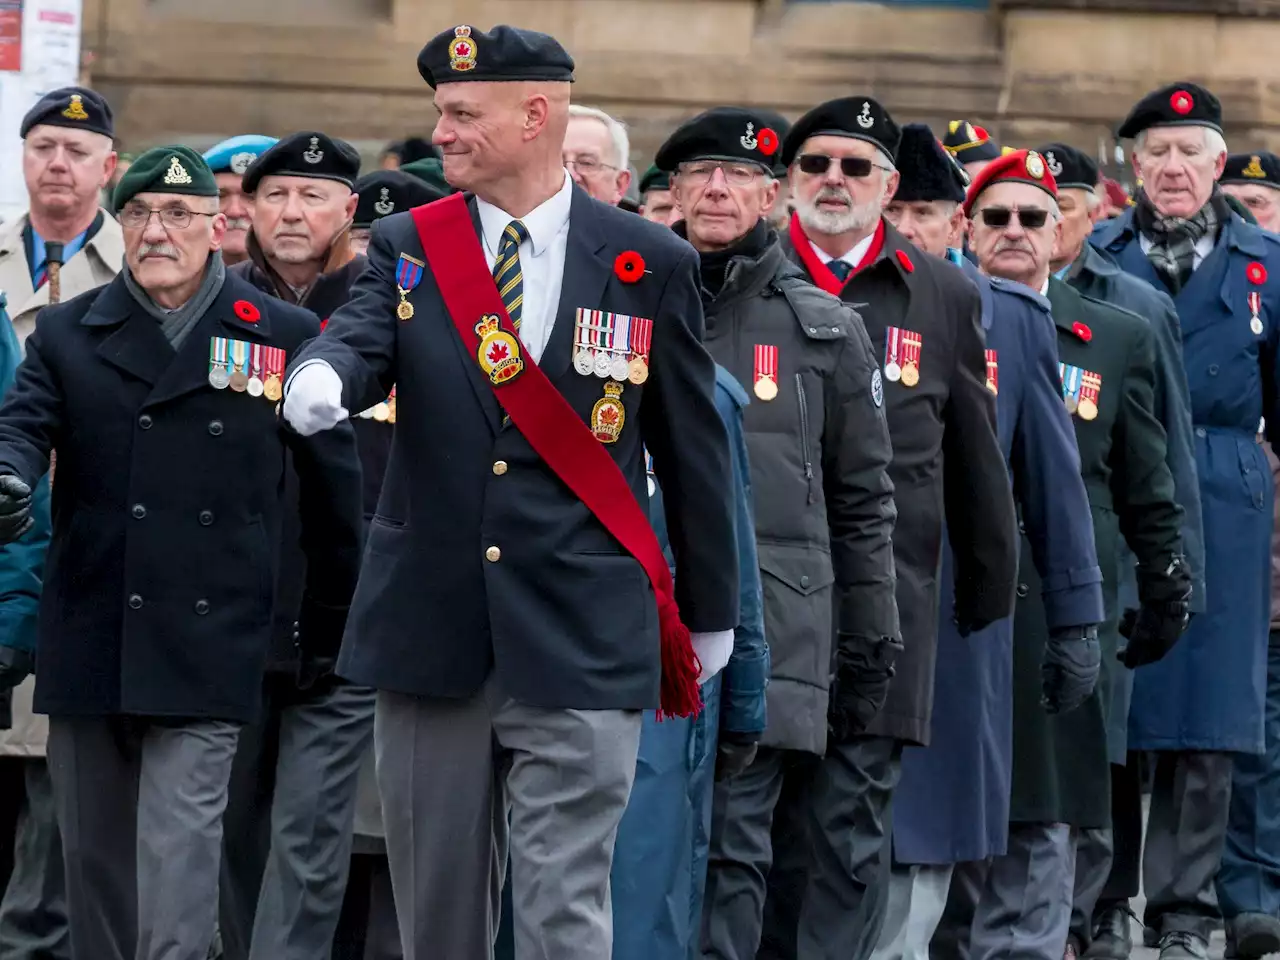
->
xmin=1091 ymin=81 xmax=1280 ymax=960
xmin=563 ymin=103 xmax=632 ymax=205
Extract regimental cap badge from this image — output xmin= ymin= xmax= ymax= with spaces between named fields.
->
xmin=303 ymin=136 xmax=324 ymax=164
xmin=1045 ymin=151 xmax=1063 ymax=177
xmin=1025 ymin=151 xmax=1046 ymax=180
xmin=61 ymin=93 xmax=89 ymax=121
xmin=1244 ymin=155 xmax=1268 ymax=179
xmin=374 ymin=187 xmax=395 ymax=216
xmin=163 ymin=155 xmax=193 ymax=186
xmin=229 ymin=152 xmax=255 ymax=175
xmin=740 ymin=122 xmax=757 ymax=150
xmin=450 ymin=24 xmax=478 ymax=72
xmin=856 ymin=101 xmax=875 ymax=130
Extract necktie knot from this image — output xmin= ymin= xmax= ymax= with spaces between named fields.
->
xmin=828 ymin=259 xmax=854 ymax=282
xmin=503 ymin=220 xmax=530 ymax=247
xmin=494 ymin=220 xmax=528 ymax=330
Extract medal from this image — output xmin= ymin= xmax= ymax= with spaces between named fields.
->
xmin=1249 ymin=292 xmax=1264 ymax=335
xmin=899 ymin=330 xmax=923 ymax=389
xmin=263 ymin=346 xmax=285 ymax=402
xmin=630 ymin=316 xmax=654 ymax=388
xmin=884 ymin=362 xmax=902 ymax=382
xmin=1065 ymin=394 xmax=1079 ymax=415
xmin=590 ymin=382 xmax=626 ymax=443
xmin=395 ymin=254 xmax=424 ymax=321
xmin=358 ymin=406 xmax=375 ymax=419
xmin=609 ymin=312 xmax=633 ymax=382
xmin=208 ymin=337 xmax=231 ymax=389
xmin=397 ymin=298 xmax=414 ymax=321
xmin=884 ymin=327 xmax=903 ymax=382
xmin=373 ymin=402 xmax=390 ymax=421
xmin=1253 ymin=316 xmax=1264 ymax=336
xmin=985 ymin=349 xmax=998 ymax=395
xmin=574 ymin=349 xmax=595 ymax=376
xmin=387 ymin=388 xmax=397 ymax=425
xmin=610 ymin=355 xmax=630 ymax=382
xmin=229 ymin=340 xmax=249 ymax=392
xmin=247 ymin=343 xmax=265 ymax=397
xmin=628 ymin=356 xmax=649 ymax=385
xmin=474 ymin=315 xmax=524 ymax=385
xmin=753 ymin=344 xmax=779 ymax=402
xmin=593 ymin=350 xmax=612 ymax=378
xmin=1078 ymin=370 xmax=1102 ymax=422
xmin=1078 ymin=398 xmax=1098 ymax=420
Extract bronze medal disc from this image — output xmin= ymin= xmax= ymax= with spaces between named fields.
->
xmin=754 ymin=377 xmax=778 ymax=402
xmin=229 ymin=371 xmax=249 ymax=392
xmin=397 ymin=300 xmax=414 ymax=321
xmin=1078 ymin=398 xmax=1098 ymax=421
xmin=901 ymin=362 xmax=920 ymax=387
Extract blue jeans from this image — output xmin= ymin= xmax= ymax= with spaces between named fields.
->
xmin=1217 ymin=632 xmax=1280 ymax=919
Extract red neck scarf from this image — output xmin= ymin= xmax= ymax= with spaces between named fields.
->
xmin=788 ymin=211 xmax=885 ymax=295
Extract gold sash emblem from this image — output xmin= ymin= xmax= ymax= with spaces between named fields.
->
xmin=475 ymin=314 xmax=523 ymax=385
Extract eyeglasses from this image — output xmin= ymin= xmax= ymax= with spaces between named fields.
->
xmin=978 ymin=207 xmax=1051 ymax=229
xmin=119 ymin=204 xmax=216 ymax=230
xmin=563 ymin=156 xmax=618 ymax=176
xmin=796 ymin=154 xmax=886 ymax=179
xmin=675 ymin=161 xmax=765 ymax=187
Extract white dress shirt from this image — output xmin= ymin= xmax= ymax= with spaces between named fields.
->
xmin=476 ymin=171 xmax=574 ymax=363
xmin=809 ymin=230 xmax=877 ymax=273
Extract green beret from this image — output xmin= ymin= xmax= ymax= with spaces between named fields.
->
xmin=112 ymin=145 xmax=217 ymax=212
xmin=398 ymin=157 xmax=456 ymax=198
xmin=639 ymin=165 xmax=670 ymax=195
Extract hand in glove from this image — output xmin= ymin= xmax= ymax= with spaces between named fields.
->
xmin=281 ymin=361 xmax=348 ymax=437
xmin=715 ymin=732 xmax=758 ymax=781
xmin=0 ymin=645 xmax=32 ymax=691
xmin=0 ymin=476 xmax=33 ymax=546
xmin=827 ymin=634 xmax=903 ymax=745
xmin=1118 ymin=556 xmax=1193 ymax=669
xmin=292 ymin=599 xmax=349 ymax=694
xmin=1041 ymin=624 xmax=1100 ymax=715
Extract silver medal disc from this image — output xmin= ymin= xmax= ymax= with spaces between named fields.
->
xmin=209 ymin=367 xmax=231 ymax=389
xmin=884 ymin=361 xmax=902 ymax=383
xmin=574 ymin=348 xmax=595 ymax=376
xmin=1252 ymin=316 xmax=1265 ymax=336
xmin=247 ymin=377 xmax=265 ymax=398
xmin=610 ymin=355 xmax=630 ymax=381
xmin=358 ymin=407 xmax=375 ymax=419
xmin=593 ymin=351 xmax=612 ymax=378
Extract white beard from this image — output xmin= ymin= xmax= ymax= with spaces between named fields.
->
xmin=795 ymin=190 xmax=884 ymax=237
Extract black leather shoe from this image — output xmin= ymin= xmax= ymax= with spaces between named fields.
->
xmin=1157 ymin=931 xmax=1209 ymax=960
xmin=1226 ymin=913 xmax=1280 ymax=959
xmin=1084 ymin=905 xmax=1134 ymax=959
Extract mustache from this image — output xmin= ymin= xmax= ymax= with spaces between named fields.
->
xmin=137 ymin=242 xmax=179 ymax=259
xmin=814 ymin=187 xmax=852 ymax=205
xmin=994 ymin=239 xmax=1035 ymax=255
xmin=225 ymin=217 xmax=252 ymax=231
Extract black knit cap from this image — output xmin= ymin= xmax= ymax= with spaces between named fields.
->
xmin=893 ymin=124 xmax=968 ymax=204
xmin=20 ymin=86 xmax=113 ymax=139
xmin=353 ymin=170 xmax=447 ymax=227
xmin=780 ymin=96 xmax=901 ymax=169
xmin=1035 ymin=143 xmax=1099 ymax=191
xmin=1222 ymin=151 xmax=1280 ymax=190
xmin=655 ymin=107 xmax=783 ymax=173
xmin=1117 ymin=82 xmax=1222 ymax=139
xmin=241 ymin=132 xmax=362 ymax=194
xmin=417 ymin=24 xmax=574 ymax=89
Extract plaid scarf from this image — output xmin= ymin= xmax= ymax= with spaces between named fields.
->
xmin=1133 ymin=187 xmax=1229 ymax=293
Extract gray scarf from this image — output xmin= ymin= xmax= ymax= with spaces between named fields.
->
xmin=123 ymin=251 xmax=227 ymax=349
xmin=1133 ymin=187 xmax=1229 ymax=294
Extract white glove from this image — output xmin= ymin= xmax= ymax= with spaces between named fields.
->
xmin=692 ymin=629 xmax=734 ymax=685
xmin=282 ymin=361 xmax=348 ymax=436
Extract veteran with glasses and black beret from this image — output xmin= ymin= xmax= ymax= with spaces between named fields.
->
xmin=0 ymin=145 xmax=362 ymax=960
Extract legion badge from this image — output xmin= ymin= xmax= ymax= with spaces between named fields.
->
xmin=591 ymin=382 xmax=626 ymax=443
xmin=164 ymin=156 xmax=193 ymax=186
xmin=1244 ymin=156 xmax=1267 ymax=179
xmin=450 ymin=25 xmax=478 ymax=72
xmin=985 ymin=349 xmax=998 ymax=395
xmin=303 ymin=137 xmax=324 ymax=164
xmin=753 ymin=344 xmax=779 ymax=401
xmin=374 ymin=188 xmax=395 ymax=217
xmin=475 ymin=314 xmax=524 ymax=385
xmin=1250 ymin=291 xmax=1264 ymax=336
xmin=61 ymin=94 xmax=89 ymax=121
xmin=395 ymin=253 xmax=424 ymax=320
xmin=1025 ymin=151 xmax=1046 ymax=180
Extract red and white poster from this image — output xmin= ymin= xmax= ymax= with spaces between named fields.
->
xmin=0 ymin=1 xmax=21 ymax=73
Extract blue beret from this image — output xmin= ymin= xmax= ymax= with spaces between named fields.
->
xmin=203 ymin=135 xmax=278 ymax=177
xmin=21 ymin=86 xmax=113 ymax=139
xmin=417 ymin=24 xmax=574 ymax=89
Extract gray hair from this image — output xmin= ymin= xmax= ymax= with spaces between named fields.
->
xmin=567 ymin=104 xmax=630 ymax=170
xmin=1134 ymin=126 xmax=1228 ymax=158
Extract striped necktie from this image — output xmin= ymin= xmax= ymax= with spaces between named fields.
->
xmin=493 ymin=220 xmax=530 ymax=330
xmin=828 ymin=259 xmax=854 ymax=283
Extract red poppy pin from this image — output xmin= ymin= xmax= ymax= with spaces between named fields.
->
xmin=319 ymin=318 xmax=329 ymax=332
xmin=758 ymin=127 xmax=779 ymax=157
xmin=1072 ymin=321 xmax=1093 ymax=343
xmin=615 ymin=250 xmax=645 ymax=284
xmin=1170 ymin=90 xmax=1194 ymax=115
xmin=895 ymin=249 xmax=914 ymax=273
xmin=234 ymin=300 xmax=260 ymax=323
xmin=1248 ymin=261 xmax=1268 ymax=285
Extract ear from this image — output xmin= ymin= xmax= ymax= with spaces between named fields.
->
xmin=966 ymin=215 xmax=978 ymax=249
xmin=882 ymin=169 xmax=901 ymax=208
xmin=344 ymin=190 xmax=359 ymax=221
xmin=101 ymin=151 xmax=119 ymax=190
xmin=615 ymin=167 xmax=632 ymax=201
xmin=672 ymin=176 xmax=687 ymax=216
xmin=762 ymin=178 xmax=781 ymax=215
xmin=1130 ymin=148 xmax=1144 ymax=182
xmin=209 ymin=212 xmax=229 ymax=251
xmin=948 ymin=205 xmax=967 ymax=247
xmin=1213 ymin=150 xmax=1228 ymax=181
xmin=524 ymin=94 xmax=550 ymax=142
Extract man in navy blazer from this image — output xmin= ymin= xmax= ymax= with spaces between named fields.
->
xmin=281 ymin=23 xmax=740 ymax=960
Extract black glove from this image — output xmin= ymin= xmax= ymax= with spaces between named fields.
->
xmin=827 ymin=634 xmax=903 ymax=745
xmin=292 ymin=597 xmax=348 ymax=694
xmin=954 ymin=611 xmax=997 ymax=639
xmin=1041 ymin=624 xmax=1100 ymax=714
xmin=0 ymin=645 xmax=33 ymax=692
xmin=1118 ymin=556 xmax=1193 ymax=669
xmin=0 ymin=476 xmax=33 ymax=546
xmin=715 ymin=732 xmax=758 ymax=781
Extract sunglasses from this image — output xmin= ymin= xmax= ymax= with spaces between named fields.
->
xmin=978 ymin=207 xmax=1050 ymax=229
xmin=796 ymin=154 xmax=879 ymax=178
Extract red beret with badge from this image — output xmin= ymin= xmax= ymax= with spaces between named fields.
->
xmin=962 ymin=148 xmax=1059 ymax=217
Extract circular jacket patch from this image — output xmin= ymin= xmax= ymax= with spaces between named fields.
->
xmin=871 ymin=368 xmax=884 ymax=408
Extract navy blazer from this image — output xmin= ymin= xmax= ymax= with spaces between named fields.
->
xmin=291 ymin=187 xmax=740 ymax=711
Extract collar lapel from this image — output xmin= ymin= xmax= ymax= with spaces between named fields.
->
xmin=85 ymin=277 xmax=173 ymax=386
xmin=541 ymin=187 xmax=610 ymax=384
xmin=1046 ymin=276 xmax=1084 ymax=338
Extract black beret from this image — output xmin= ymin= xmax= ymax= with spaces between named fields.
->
xmin=353 ymin=170 xmax=446 ymax=227
xmin=1117 ymin=82 xmax=1222 ymax=139
xmin=241 ymin=132 xmax=361 ymax=194
xmin=1222 ymin=151 xmax=1280 ymax=190
xmin=20 ymin=86 xmax=113 ymax=139
xmin=417 ymin=24 xmax=574 ymax=89
xmin=112 ymin=146 xmax=217 ymax=212
xmin=893 ymin=124 xmax=968 ymax=204
xmin=386 ymin=136 xmax=438 ymax=165
xmin=1035 ymin=143 xmax=1099 ymax=191
xmin=780 ymin=96 xmax=900 ymax=169
xmin=655 ymin=107 xmax=782 ymax=173
xmin=639 ymin=165 xmax=670 ymax=195
xmin=942 ymin=120 xmax=1001 ymax=164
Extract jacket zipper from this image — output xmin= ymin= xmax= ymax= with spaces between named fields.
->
xmin=796 ymin=373 xmax=816 ymax=503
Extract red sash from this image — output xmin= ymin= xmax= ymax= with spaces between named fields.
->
xmin=788 ymin=211 xmax=884 ymax=295
xmin=411 ymin=193 xmax=702 ymax=718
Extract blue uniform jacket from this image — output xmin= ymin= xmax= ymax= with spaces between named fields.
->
xmin=1094 ymin=209 xmax=1279 ymax=753
xmin=894 ymin=261 xmax=1103 ymax=864
xmin=0 ymin=298 xmax=47 ymax=657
